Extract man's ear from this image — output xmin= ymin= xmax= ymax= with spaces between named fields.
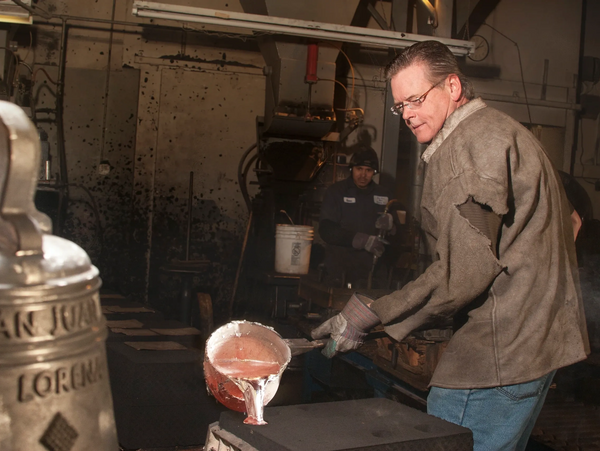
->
xmin=447 ymin=74 xmax=463 ymax=101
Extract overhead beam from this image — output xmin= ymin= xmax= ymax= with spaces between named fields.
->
xmin=132 ymin=1 xmax=475 ymax=55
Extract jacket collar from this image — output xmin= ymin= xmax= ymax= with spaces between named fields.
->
xmin=422 ymin=98 xmax=487 ymax=163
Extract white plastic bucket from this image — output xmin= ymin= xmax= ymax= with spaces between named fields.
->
xmin=274 ymin=224 xmax=314 ymax=274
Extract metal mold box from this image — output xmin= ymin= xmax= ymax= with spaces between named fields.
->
xmin=216 ymin=397 xmax=472 ymax=451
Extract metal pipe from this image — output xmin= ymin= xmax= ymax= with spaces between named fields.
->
xmin=54 ymin=19 xmax=69 ymax=234
xmin=34 ymin=15 xmax=144 ymax=27
xmin=305 ymin=43 xmax=318 ymax=84
xmin=10 ymin=0 xmax=51 ymax=19
xmin=100 ymin=0 xmax=117 ymax=163
xmin=541 ymin=59 xmax=549 ymax=101
xmin=56 ymin=19 xmax=67 ymax=181
xmin=479 ymin=92 xmax=581 ymax=111
xmin=305 ymin=42 xmax=318 ymax=117
xmin=570 ymin=0 xmax=587 ymax=175
xmin=366 ymin=3 xmax=390 ymax=31
xmin=186 ymin=171 xmax=193 ymax=261
xmin=435 ymin=0 xmax=452 ymax=38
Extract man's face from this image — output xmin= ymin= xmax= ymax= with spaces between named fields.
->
xmin=390 ymin=63 xmax=454 ymax=144
xmin=352 ymin=165 xmax=375 ymax=188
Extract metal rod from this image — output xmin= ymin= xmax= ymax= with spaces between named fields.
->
xmin=479 ymin=92 xmax=581 ymax=111
xmin=57 ymin=19 xmax=68 ymax=185
xmin=307 ymin=84 xmax=312 ymax=117
xmin=541 ymin=59 xmax=549 ymax=101
xmin=35 ymin=15 xmax=145 ymax=27
xmin=12 ymin=0 xmax=51 ymax=19
xmin=54 ymin=19 xmax=69 ymax=235
xmin=186 ymin=171 xmax=193 ymax=261
xmin=100 ymin=0 xmax=117 ymax=163
xmin=570 ymin=0 xmax=587 ymax=175
xmin=367 ymin=3 xmax=390 ymax=31
xmin=392 ymin=381 xmax=427 ymax=406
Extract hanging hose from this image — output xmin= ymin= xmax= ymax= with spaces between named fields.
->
xmin=229 ymin=210 xmax=253 ymax=320
xmin=237 ymin=143 xmax=257 ymax=213
xmin=242 ymin=153 xmax=258 ymax=194
xmin=231 ymin=144 xmax=259 ymax=318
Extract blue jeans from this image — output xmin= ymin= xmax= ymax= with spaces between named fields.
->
xmin=427 ymin=371 xmax=556 ymax=451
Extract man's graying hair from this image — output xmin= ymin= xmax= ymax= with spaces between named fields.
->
xmin=385 ymin=40 xmax=475 ymax=101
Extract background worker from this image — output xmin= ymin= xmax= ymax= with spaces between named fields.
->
xmin=312 ymin=40 xmax=590 ymax=451
xmin=318 ymin=145 xmax=396 ymax=288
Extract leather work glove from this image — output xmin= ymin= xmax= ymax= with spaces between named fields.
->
xmin=375 ymin=213 xmax=396 ymax=235
xmin=311 ymin=293 xmax=380 ymax=358
xmin=352 ymin=232 xmax=385 ymax=257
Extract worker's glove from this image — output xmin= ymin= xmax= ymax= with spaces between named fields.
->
xmin=352 ymin=232 xmax=385 ymax=257
xmin=311 ymin=293 xmax=380 ymax=358
xmin=375 ymin=213 xmax=396 ymax=235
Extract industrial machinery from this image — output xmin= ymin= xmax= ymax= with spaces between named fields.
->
xmin=232 ymin=1 xmax=359 ymax=315
xmin=226 ymin=0 xmax=454 ymax=395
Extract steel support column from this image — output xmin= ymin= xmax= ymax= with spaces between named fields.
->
xmin=454 ymin=0 xmax=502 ymax=40
xmin=391 ymin=0 xmax=409 ymax=32
xmin=380 ymin=87 xmax=401 ymax=190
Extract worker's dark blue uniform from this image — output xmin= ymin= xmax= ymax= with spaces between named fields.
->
xmin=319 ymin=176 xmax=392 ymax=287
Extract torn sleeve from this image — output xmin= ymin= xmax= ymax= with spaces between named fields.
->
xmin=370 ymin=178 xmax=505 ymax=342
xmin=457 ymin=197 xmax=502 ymax=257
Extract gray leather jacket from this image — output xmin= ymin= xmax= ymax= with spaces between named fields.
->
xmin=371 ymin=99 xmax=590 ymax=389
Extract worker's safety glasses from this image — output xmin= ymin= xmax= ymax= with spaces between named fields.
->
xmin=390 ymin=79 xmax=446 ymax=116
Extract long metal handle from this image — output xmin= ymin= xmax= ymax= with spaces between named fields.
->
xmin=285 ymin=331 xmax=389 ymax=356
xmin=284 ymin=338 xmax=328 ymax=356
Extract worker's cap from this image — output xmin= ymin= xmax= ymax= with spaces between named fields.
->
xmin=349 ymin=147 xmax=379 ymax=173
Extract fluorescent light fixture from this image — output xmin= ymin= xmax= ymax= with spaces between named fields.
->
xmin=0 ymin=0 xmax=32 ymax=24
xmin=132 ymin=1 xmax=475 ymax=56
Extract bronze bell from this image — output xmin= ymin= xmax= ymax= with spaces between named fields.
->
xmin=0 ymin=101 xmax=119 ymax=450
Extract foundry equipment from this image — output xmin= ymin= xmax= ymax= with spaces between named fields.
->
xmin=205 ymin=398 xmax=473 ymax=450
xmin=230 ymin=1 xmax=378 ymax=318
xmin=204 ymin=321 xmax=291 ymax=425
xmin=228 ymin=0 xmax=453 ymax=397
xmin=0 ymin=101 xmax=118 ymax=451
xmin=204 ymin=320 xmax=327 ymax=425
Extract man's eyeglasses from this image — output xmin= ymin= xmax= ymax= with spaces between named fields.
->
xmin=390 ymin=79 xmax=445 ymax=116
